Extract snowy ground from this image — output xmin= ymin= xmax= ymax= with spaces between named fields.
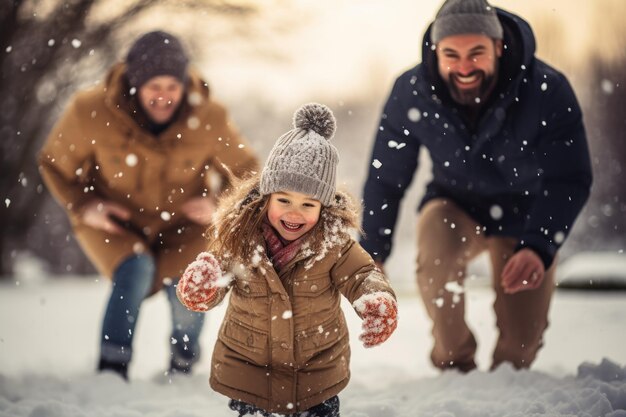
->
xmin=1 ymin=268 xmax=625 ymax=417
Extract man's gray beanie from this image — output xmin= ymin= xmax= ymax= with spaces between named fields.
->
xmin=260 ymin=103 xmax=338 ymax=206
xmin=126 ymin=31 xmax=189 ymax=89
xmin=431 ymin=0 xmax=503 ymax=44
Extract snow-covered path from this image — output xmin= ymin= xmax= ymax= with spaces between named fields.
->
xmin=1 ymin=277 xmax=625 ymax=416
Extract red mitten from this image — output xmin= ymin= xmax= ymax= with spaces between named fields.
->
xmin=353 ymin=292 xmax=398 ymax=348
xmin=177 ymin=252 xmax=223 ymax=312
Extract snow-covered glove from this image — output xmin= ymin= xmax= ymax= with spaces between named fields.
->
xmin=353 ymin=292 xmax=398 ymax=348
xmin=177 ymin=252 xmax=223 ymax=312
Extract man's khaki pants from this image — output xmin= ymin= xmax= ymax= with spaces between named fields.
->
xmin=416 ymin=199 xmax=555 ymax=371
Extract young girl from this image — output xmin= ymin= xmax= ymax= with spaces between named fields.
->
xmin=177 ymin=103 xmax=398 ymax=417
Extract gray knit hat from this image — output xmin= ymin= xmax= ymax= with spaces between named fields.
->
xmin=126 ymin=31 xmax=189 ymax=89
xmin=431 ymin=0 xmax=503 ymax=44
xmin=260 ymin=103 xmax=338 ymax=206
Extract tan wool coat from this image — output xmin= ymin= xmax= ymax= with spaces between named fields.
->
xmin=38 ymin=63 xmax=258 ymax=293
xmin=201 ymin=188 xmax=396 ymax=413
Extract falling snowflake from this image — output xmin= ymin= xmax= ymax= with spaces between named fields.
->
xmin=132 ymin=242 xmax=145 ymax=253
xmin=188 ymin=91 xmax=203 ymax=106
xmin=407 ymin=108 xmax=421 ymax=122
xmin=490 ymin=205 xmax=503 ymax=220
xmin=554 ymin=231 xmax=565 ymax=244
xmin=125 ymin=153 xmax=138 ymax=167
xmin=601 ymin=79 xmax=614 ymax=95
xmin=187 ymin=116 xmax=200 ymax=130
xmin=444 ymin=281 xmax=464 ymax=295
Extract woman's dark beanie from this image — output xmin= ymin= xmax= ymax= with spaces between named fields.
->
xmin=125 ymin=31 xmax=189 ymax=89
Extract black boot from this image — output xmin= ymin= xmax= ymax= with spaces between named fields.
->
xmin=98 ymin=358 xmax=129 ymax=380
xmin=168 ymin=357 xmax=193 ymax=375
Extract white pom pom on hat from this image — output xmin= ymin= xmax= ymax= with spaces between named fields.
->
xmin=260 ymin=103 xmax=339 ymax=206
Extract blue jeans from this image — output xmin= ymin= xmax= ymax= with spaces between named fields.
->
xmin=100 ymin=254 xmax=205 ymax=368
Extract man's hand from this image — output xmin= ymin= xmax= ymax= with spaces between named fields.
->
xmin=501 ymin=248 xmax=545 ymax=294
xmin=80 ymin=199 xmax=131 ymax=234
xmin=180 ymin=197 xmax=215 ymax=225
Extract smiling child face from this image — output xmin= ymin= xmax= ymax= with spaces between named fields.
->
xmin=267 ymin=191 xmax=322 ymax=241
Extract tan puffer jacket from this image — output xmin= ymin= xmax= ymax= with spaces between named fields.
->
xmin=38 ymin=63 xmax=258 ymax=292
xmin=202 ymin=187 xmax=396 ymax=413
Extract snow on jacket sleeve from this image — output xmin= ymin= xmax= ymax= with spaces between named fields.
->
xmin=360 ymin=74 xmax=421 ymax=262
xmin=330 ymin=240 xmax=396 ymax=307
xmin=517 ymin=74 xmax=592 ymax=268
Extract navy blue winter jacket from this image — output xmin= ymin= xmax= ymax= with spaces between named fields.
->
xmin=361 ymin=9 xmax=592 ymax=268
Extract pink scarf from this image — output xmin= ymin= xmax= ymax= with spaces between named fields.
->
xmin=261 ymin=221 xmax=305 ymax=272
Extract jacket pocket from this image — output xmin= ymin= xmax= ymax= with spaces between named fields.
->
xmin=219 ymin=317 xmax=269 ymax=364
xmin=296 ymin=316 xmax=343 ymax=353
xmin=295 ymin=315 xmax=346 ymax=368
xmin=94 ymin=146 xmax=143 ymax=193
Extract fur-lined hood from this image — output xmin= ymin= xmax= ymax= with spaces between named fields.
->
xmin=211 ymin=177 xmax=362 ymax=268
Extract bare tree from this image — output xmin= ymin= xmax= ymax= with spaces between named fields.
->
xmin=0 ymin=0 xmax=258 ymax=276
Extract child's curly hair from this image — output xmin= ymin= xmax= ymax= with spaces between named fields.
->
xmin=206 ymin=174 xmax=269 ymax=262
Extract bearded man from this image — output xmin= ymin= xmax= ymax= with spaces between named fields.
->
xmin=360 ymin=0 xmax=592 ymax=372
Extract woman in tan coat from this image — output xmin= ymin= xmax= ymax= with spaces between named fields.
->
xmin=38 ymin=31 xmax=258 ymax=379
xmin=177 ymin=103 xmax=398 ymax=416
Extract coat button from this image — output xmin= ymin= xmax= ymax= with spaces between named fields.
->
xmin=243 ymin=285 xmax=250 ymax=293
xmin=310 ymin=284 xmax=318 ymax=291
xmin=280 ymin=342 xmax=289 ymax=350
